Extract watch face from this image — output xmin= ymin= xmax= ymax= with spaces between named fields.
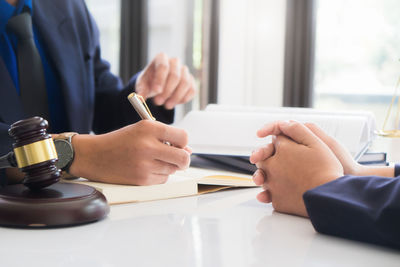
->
xmin=54 ymin=139 xmax=74 ymax=170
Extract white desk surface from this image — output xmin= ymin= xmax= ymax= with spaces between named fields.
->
xmin=1 ymin=188 xmax=400 ymax=267
xmin=2 ymin=138 xmax=400 ymax=267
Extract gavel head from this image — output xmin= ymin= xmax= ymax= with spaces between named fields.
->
xmin=8 ymin=117 xmax=60 ymax=190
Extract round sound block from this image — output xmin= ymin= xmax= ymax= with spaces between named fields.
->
xmin=0 ymin=183 xmax=109 ymax=228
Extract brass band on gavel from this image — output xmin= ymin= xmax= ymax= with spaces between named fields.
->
xmin=13 ymin=138 xmax=58 ymax=168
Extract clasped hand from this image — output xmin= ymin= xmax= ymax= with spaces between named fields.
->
xmin=250 ymin=121 xmax=349 ymax=217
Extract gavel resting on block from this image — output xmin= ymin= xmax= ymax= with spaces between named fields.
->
xmin=0 ymin=117 xmax=109 ymax=228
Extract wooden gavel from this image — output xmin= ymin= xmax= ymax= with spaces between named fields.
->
xmin=0 ymin=117 xmax=109 ymax=228
xmin=0 ymin=117 xmax=60 ymax=190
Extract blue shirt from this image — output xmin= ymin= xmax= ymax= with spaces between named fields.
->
xmin=0 ymin=0 xmax=68 ymax=132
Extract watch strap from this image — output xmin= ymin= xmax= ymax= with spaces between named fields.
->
xmin=54 ymin=132 xmax=78 ymax=174
xmin=53 ymin=132 xmax=78 ymax=141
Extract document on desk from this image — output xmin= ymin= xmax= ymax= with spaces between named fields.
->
xmin=174 ymin=105 xmax=377 ymax=160
xmin=67 ymin=167 xmax=256 ymax=205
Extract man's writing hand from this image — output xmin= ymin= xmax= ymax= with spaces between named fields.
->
xmin=69 ymin=120 xmax=191 ymax=185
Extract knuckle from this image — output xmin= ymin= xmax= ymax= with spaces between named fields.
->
xmin=169 ymin=71 xmax=180 ymax=82
xmin=174 ymin=151 xmax=190 ymax=169
xmin=183 ymin=88 xmax=196 ymax=102
xmin=276 ymin=140 xmax=288 ymax=151
xmin=166 ymin=165 xmax=178 ymax=175
xmin=156 ymin=63 xmax=169 ymax=72
xmin=305 ymin=122 xmax=318 ymax=132
xmin=304 ymin=122 xmax=311 ymax=128
xmin=179 ymin=153 xmax=190 ymax=168
xmin=137 ymin=120 xmax=153 ymax=131
xmin=159 ymin=124 xmax=169 ymax=137
xmin=136 ymin=167 xmax=153 ymax=186
xmin=154 ymin=86 xmax=163 ymax=94
xmin=182 ymin=70 xmax=190 ymax=82
xmin=325 ymin=137 xmax=336 ymax=148
xmin=188 ymin=74 xmax=195 ymax=84
xmin=140 ymin=177 xmax=153 ymax=186
xmin=169 ymin=57 xmax=179 ymax=64
xmin=143 ymin=139 xmax=156 ymax=151
xmin=135 ymin=140 xmax=155 ymax=156
xmin=181 ymin=78 xmax=190 ymax=87
xmin=157 ymin=52 xmax=168 ymax=60
xmin=271 ymin=201 xmax=279 ymax=211
xmin=178 ymin=129 xmax=189 ymax=146
xmin=159 ymin=175 xmax=169 ymax=184
xmin=290 ymin=122 xmax=303 ymax=132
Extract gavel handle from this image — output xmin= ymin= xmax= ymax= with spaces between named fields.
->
xmin=0 ymin=152 xmax=17 ymax=169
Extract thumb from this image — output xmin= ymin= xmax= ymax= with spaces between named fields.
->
xmin=304 ymin=123 xmax=335 ymax=146
xmin=279 ymin=121 xmax=320 ymax=147
xmin=304 ymin=122 xmax=343 ymax=151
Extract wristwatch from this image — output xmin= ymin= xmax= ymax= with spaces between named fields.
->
xmin=53 ymin=132 xmax=78 ymax=173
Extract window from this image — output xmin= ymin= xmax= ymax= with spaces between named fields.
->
xmin=85 ymin=0 xmax=121 ymax=76
xmin=313 ymin=0 xmax=400 ymax=128
xmin=148 ymin=0 xmax=203 ymax=116
xmin=87 ymin=0 xmax=202 ymax=118
xmin=217 ymin=0 xmax=287 ymax=107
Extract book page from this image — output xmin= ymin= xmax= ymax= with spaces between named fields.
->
xmin=66 ymin=168 xmax=254 ymax=205
xmin=205 ymin=104 xmax=376 ymax=141
xmin=68 ymin=176 xmax=198 ymax=205
xmin=171 ymin=167 xmax=254 ymax=187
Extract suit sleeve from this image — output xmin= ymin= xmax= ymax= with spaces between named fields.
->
xmin=0 ymin=122 xmax=13 ymax=186
xmin=81 ymin=4 xmax=174 ymax=134
xmin=303 ymin=175 xmax=400 ymax=249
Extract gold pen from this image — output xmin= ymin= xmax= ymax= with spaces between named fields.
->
xmin=128 ymin=93 xmax=172 ymax=146
xmin=127 ymin=93 xmax=156 ymax=121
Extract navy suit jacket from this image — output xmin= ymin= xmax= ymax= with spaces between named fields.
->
xmin=0 ymin=0 xmax=173 ymax=156
xmin=304 ymin=175 xmax=400 ymax=249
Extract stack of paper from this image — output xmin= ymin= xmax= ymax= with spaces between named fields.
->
xmin=174 ymin=105 xmax=377 ymax=160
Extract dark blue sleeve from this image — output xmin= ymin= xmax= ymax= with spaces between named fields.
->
xmin=303 ymin=175 xmax=400 ymax=249
xmin=82 ymin=4 xmax=174 ymax=133
xmin=395 ymin=164 xmax=400 ymax=177
xmin=0 ymin=122 xmax=12 ymax=187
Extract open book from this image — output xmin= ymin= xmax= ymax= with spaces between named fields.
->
xmin=67 ymin=167 xmax=255 ymax=205
xmin=174 ymin=105 xmax=377 ymax=160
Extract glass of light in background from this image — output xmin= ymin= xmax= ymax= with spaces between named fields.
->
xmin=313 ymin=0 xmax=400 ymax=129
xmin=379 ymin=73 xmax=400 ymax=137
xmin=85 ymin=0 xmax=121 ymax=76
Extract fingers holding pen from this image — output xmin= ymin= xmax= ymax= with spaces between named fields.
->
xmin=146 ymin=122 xmax=191 ymax=170
xmin=156 ymin=144 xmax=191 ymax=170
xmin=153 ymin=122 xmax=188 ymax=149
